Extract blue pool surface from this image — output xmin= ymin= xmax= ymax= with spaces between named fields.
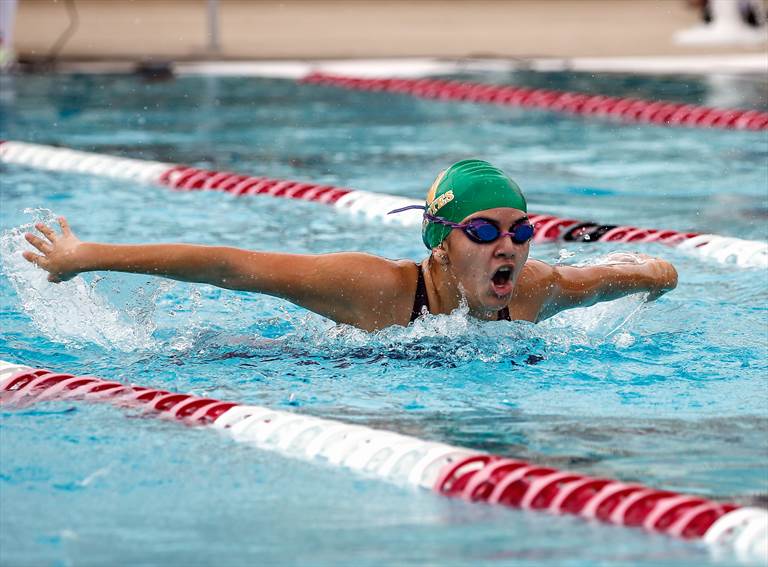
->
xmin=1 ymin=70 xmax=767 ymax=566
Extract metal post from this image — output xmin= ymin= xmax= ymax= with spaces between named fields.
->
xmin=207 ymin=0 xmax=221 ymax=54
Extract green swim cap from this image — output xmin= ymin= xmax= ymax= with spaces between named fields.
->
xmin=422 ymin=159 xmax=527 ymax=249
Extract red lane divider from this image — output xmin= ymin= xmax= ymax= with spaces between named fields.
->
xmin=301 ymin=73 xmax=768 ymax=131
xmin=158 ymin=165 xmax=353 ymax=204
xmin=158 ymin=164 xmax=706 ymax=245
xmin=0 ymin=368 xmax=237 ymax=425
xmin=2 ymin=362 xmax=763 ymax=554
xmin=434 ymin=455 xmax=738 ymax=539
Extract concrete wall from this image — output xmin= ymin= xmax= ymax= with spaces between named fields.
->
xmin=12 ymin=0 xmax=767 ymax=61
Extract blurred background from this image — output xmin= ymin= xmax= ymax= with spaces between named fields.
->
xmin=2 ymin=0 xmax=766 ymax=66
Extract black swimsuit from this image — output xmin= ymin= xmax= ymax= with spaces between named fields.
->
xmin=410 ymin=264 xmax=511 ymax=323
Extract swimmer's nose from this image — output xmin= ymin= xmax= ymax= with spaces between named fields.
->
xmin=493 ymin=235 xmax=520 ymax=258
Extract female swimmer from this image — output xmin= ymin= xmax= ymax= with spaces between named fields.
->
xmin=22 ymin=159 xmax=677 ymax=332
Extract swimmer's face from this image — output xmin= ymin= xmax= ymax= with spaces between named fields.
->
xmin=441 ymin=207 xmax=530 ymax=315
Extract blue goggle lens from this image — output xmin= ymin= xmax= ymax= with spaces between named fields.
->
xmin=473 ymin=222 xmax=500 ymax=241
xmin=511 ymin=222 xmax=534 ymax=244
xmin=464 ymin=220 xmax=534 ymax=244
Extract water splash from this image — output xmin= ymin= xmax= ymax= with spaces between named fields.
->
xmin=0 ymin=209 xmax=159 ymax=351
xmin=541 ymin=293 xmax=647 ymax=341
xmin=174 ymin=286 xmax=650 ymax=370
xmin=540 ymin=251 xmax=653 ymax=344
xmin=168 ymin=287 xmax=204 ymax=352
xmin=277 ymin=294 xmax=648 ymax=366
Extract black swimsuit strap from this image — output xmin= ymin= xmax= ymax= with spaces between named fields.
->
xmin=410 ymin=264 xmax=430 ymax=322
xmin=411 ymin=263 xmax=512 ymax=323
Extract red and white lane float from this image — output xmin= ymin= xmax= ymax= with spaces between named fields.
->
xmin=300 ymin=72 xmax=768 ymax=131
xmin=1 ymin=359 xmax=766 ymax=563
xmin=1 ymin=140 xmax=765 ymax=269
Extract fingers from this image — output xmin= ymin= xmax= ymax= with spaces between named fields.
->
xmin=22 ymin=251 xmax=63 ymax=283
xmin=22 ymin=250 xmax=46 ymax=267
xmin=35 ymin=222 xmax=57 ymax=243
xmin=24 ymin=232 xmax=51 ymax=254
xmin=58 ymin=216 xmax=72 ymax=236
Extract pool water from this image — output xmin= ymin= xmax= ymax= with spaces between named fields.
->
xmin=1 ymin=70 xmax=767 ymax=566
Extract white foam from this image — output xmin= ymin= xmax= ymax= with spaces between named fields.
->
xmin=0 ymin=210 xmax=158 ymax=351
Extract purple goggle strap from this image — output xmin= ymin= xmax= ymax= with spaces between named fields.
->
xmin=386 ymin=205 xmax=465 ymax=228
xmin=387 ymin=204 xmax=427 ymax=215
xmin=387 ymin=205 xmax=532 ymax=236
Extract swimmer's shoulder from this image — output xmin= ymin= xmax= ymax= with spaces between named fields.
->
xmin=328 ymin=254 xmax=417 ymax=329
xmin=389 ymin=258 xmax=422 ymax=300
xmin=511 ymin=259 xmax=558 ymax=321
xmin=323 ymin=253 xmax=416 ymax=291
xmin=519 ymin=258 xmax=557 ymax=288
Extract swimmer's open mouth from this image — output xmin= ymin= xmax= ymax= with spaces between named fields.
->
xmin=492 ymin=267 xmax=513 ymax=286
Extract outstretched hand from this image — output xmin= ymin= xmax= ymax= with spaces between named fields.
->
xmin=23 ymin=217 xmax=83 ymax=283
xmin=604 ymin=252 xmax=677 ymax=300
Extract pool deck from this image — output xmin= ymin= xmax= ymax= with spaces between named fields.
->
xmin=11 ymin=0 xmax=768 ymax=75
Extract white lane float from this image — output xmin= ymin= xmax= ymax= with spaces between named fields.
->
xmin=1 ymin=140 xmax=766 ymax=269
xmin=1 ymin=359 xmax=766 ymax=564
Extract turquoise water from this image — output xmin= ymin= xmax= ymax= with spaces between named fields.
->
xmin=1 ymin=71 xmax=767 ymax=566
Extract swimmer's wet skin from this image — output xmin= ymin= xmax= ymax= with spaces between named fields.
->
xmin=22 ymin=160 xmax=678 ymax=332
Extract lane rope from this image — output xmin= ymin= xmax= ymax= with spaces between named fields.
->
xmin=1 ymin=359 xmax=765 ymax=564
xmin=300 ymin=72 xmax=768 ymax=131
xmin=1 ymin=140 xmax=766 ymax=268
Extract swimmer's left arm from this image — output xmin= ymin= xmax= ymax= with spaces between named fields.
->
xmin=536 ymin=254 xmax=678 ymax=320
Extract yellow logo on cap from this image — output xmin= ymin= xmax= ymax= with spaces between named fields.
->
xmin=426 ymin=169 xmax=446 ymax=204
xmin=427 ymin=190 xmax=454 ymax=215
xmin=425 ymin=169 xmax=455 ymax=216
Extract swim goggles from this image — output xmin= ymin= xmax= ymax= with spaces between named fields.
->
xmin=388 ymin=205 xmax=535 ymax=245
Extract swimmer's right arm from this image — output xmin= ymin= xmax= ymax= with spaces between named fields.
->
xmin=23 ymin=217 xmax=247 ymax=286
xmin=23 ymin=217 xmax=409 ymax=328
